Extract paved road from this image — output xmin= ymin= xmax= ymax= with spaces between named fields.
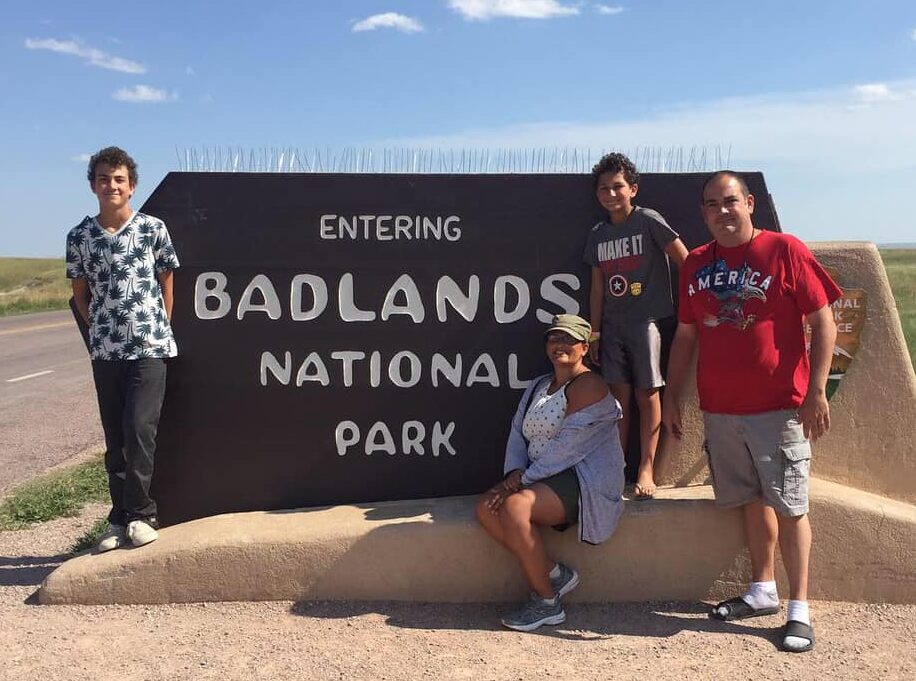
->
xmin=0 ymin=310 xmax=103 ymax=495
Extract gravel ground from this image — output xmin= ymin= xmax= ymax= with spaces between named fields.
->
xmin=2 ymin=505 xmax=915 ymax=680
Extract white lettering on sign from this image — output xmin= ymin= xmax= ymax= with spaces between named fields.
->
xmin=195 ymin=272 xmax=231 ymax=319
xmin=238 ymin=274 xmax=282 ymax=320
xmin=436 ymin=276 xmax=480 ymax=322
xmin=195 ymin=272 xmax=580 ymax=323
xmin=290 ymin=274 xmax=328 ymax=321
xmin=538 ymin=274 xmax=579 ymax=324
xmin=339 ymin=272 xmax=376 ymax=322
xmin=320 ymin=214 xmax=462 ymax=242
xmin=493 ymin=275 xmax=530 ymax=323
xmin=381 ymin=274 xmax=424 ymax=323
xmin=260 ymin=350 xmax=535 ymax=389
xmin=335 ymin=420 xmax=457 ymax=456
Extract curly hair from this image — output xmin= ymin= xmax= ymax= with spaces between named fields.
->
xmin=591 ymin=152 xmax=639 ymax=188
xmin=701 ymin=170 xmax=749 ymax=199
xmin=87 ymin=146 xmax=138 ymax=186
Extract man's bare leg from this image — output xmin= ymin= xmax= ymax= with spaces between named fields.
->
xmin=777 ymin=513 xmax=810 ymax=601
xmin=778 ymin=512 xmax=814 ymax=650
xmin=744 ymin=500 xmax=778 ymax=582
xmin=714 ymin=499 xmax=780 ymax=619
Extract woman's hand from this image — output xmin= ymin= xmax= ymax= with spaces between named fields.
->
xmin=504 ymin=469 xmax=523 ymax=493
xmin=485 ymin=469 xmax=524 ymax=514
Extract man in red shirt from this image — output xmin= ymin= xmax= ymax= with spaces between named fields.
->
xmin=663 ymin=171 xmax=840 ymax=653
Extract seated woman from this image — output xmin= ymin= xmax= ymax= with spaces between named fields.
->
xmin=476 ymin=313 xmax=626 ymax=632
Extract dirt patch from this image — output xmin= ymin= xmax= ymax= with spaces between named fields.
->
xmin=1 ymin=506 xmax=914 ymax=680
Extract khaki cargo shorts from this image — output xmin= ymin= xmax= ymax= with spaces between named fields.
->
xmin=702 ymin=409 xmax=811 ymax=517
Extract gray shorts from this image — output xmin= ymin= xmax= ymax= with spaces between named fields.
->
xmin=600 ymin=318 xmax=670 ymax=389
xmin=702 ymin=409 xmax=811 ymax=517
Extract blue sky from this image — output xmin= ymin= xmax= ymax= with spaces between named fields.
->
xmin=2 ymin=0 xmax=915 ymax=256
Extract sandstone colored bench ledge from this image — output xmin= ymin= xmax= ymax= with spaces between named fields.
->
xmin=40 ymin=478 xmax=916 ymax=606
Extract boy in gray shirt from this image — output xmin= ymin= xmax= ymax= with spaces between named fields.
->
xmin=583 ymin=153 xmax=687 ymax=498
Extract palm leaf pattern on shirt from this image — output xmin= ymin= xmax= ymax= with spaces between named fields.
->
xmin=67 ymin=214 xmax=179 ymax=360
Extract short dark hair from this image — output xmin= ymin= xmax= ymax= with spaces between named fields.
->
xmin=592 ymin=152 xmax=639 ymax=188
xmin=701 ymin=170 xmax=749 ymax=200
xmin=87 ymin=146 xmax=138 ymax=186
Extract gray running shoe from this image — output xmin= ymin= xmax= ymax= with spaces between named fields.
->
xmin=96 ymin=524 xmax=126 ymax=553
xmin=501 ymin=596 xmax=566 ymax=632
xmin=551 ymin=563 xmax=580 ymax=598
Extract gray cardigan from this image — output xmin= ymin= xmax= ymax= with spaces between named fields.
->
xmin=503 ymin=374 xmax=626 ymax=544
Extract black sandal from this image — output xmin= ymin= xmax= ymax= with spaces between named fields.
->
xmin=709 ymin=596 xmax=780 ymax=621
xmin=781 ymin=620 xmax=815 ymax=652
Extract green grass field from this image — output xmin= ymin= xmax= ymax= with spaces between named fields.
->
xmin=0 ymin=257 xmax=70 ymax=316
xmin=879 ymin=249 xmax=916 ymax=370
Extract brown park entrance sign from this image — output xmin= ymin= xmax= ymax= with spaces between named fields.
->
xmin=141 ymin=172 xmax=781 ymax=524
xmin=806 ymin=266 xmax=866 ymax=400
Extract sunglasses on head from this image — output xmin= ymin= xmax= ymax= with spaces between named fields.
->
xmin=545 ymin=331 xmax=583 ymax=344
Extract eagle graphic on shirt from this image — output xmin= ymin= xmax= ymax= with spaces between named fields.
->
xmin=690 ymin=260 xmax=771 ymax=330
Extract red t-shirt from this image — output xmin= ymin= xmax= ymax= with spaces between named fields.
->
xmin=678 ymin=230 xmax=842 ymax=414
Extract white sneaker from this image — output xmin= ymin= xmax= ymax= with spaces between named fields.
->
xmin=126 ymin=519 xmax=159 ymax=547
xmin=96 ymin=524 xmax=126 ymax=552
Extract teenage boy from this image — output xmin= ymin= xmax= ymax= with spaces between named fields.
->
xmin=662 ymin=171 xmax=839 ymax=652
xmin=583 ymin=152 xmax=688 ymax=498
xmin=66 ymin=146 xmax=179 ymax=551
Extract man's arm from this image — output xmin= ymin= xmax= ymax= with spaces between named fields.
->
xmin=71 ymin=278 xmax=91 ymax=325
xmin=158 ymin=270 xmax=174 ymax=320
xmin=661 ymin=322 xmax=698 ymax=439
xmin=797 ymin=305 xmax=836 ymax=442
xmin=665 ymin=239 xmax=689 ymax=267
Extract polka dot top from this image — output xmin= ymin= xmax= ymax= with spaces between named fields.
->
xmin=522 ymin=379 xmax=570 ymax=462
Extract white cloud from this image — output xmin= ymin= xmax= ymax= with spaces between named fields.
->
xmin=448 ymin=0 xmax=579 ymax=21
xmin=382 ymin=78 xmax=916 ymax=175
xmin=852 ymin=82 xmax=910 ymax=105
xmin=24 ymin=37 xmax=145 ymax=74
xmin=72 ymin=153 xmax=91 ymax=163
xmin=911 ymin=28 xmax=916 ymax=41
xmin=353 ymin=12 xmax=424 ymax=33
xmin=112 ymin=85 xmax=176 ymax=103
xmin=595 ymin=4 xmax=624 ymax=15
xmin=381 ymin=77 xmax=916 ymax=243
xmin=185 ymin=66 xmax=196 ymax=76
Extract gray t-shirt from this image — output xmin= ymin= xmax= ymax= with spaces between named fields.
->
xmin=66 ymin=212 xmax=180 ymax=360
xmin=583 ymin=206 xmax=679 ymax=323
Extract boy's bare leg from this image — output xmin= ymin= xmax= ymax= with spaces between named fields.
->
xmin=634 ymin=388 xmax=661 ymax=496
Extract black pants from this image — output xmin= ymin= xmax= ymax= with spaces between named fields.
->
xmin=91 ymin=359 xmax=167 ymax=524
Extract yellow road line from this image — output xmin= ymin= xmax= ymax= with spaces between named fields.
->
xmin=0 ymin=321 xmax=73 ymax=336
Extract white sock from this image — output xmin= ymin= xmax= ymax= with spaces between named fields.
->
xmin=538 ymin=595 xmax=558 ymax=605
xmin=743 ymin=581 xmax=779 ymax=610
xmin=548 ymin=564 xmax=561 ymax=580
xmin=783 ymin=600 xmax=812 ymax=651
xmin=786 ymin=599 xmax=810 ymax=624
